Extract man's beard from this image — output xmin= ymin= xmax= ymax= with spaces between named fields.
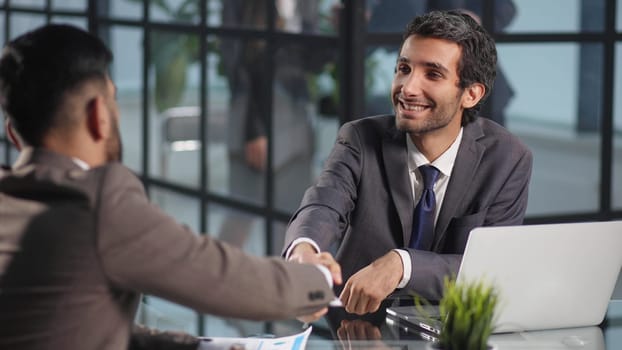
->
xmin=394 ymin=93 xmax=462 ymax=135
xmin=395 ymin=112 xmax=454 ymax=135
xmin=106 ymin=116 xmax=123 ymax=163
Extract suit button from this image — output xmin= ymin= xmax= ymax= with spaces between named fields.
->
xmin=308 ymin=291 xmax=325 ymax=301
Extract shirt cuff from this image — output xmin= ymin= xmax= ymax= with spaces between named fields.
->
xmin=285 ymin=237 xmax=321 ymax=260
xmin=314 ymin=264 xmax=334 ymax=288
xmin=393 ymin=249 xmax=412 ymax=289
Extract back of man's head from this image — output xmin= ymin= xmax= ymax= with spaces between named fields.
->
xmin=0 ymin=24 xmax=113 ymax=147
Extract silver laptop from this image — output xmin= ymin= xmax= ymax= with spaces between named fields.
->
xmin=387 ymin=221 xmax=622 ymax=334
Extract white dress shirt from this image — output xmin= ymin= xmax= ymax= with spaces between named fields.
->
xmin=393 ymin=128 xmax=463 ymax=288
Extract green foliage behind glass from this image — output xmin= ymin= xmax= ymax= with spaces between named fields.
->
xmin=129 ymin=0 xmax=200 ymax=112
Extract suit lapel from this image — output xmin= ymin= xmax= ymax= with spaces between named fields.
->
xmin=382 ymin=127 xmax=413 ymax=247
xmin=433 ymin=121 xmax=485 ymax=249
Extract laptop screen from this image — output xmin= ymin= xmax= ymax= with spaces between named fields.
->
xmin=387 ymin=221 xmax=622 ymax=334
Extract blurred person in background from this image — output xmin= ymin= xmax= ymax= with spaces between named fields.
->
xmin=218 ymin=0 xmax=336 ymax=244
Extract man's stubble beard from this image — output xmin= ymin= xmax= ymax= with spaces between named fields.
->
xmin=106 ymin=112 xmax=123 ymax=163
xmin=395 ymin=106 xmax=457 ymax=135
xmin=394 ymin=91 xmax=463 ymax=135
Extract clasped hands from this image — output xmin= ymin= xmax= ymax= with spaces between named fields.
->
xmin=289 ymin=243 xmax=403 ymax=321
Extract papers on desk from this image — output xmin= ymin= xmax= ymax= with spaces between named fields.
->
xmin=198 ymin=326 xmax=312 ymax=350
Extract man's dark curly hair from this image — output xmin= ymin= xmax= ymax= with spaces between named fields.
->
xmin=403 ymin=10 xmax=497 ymax=124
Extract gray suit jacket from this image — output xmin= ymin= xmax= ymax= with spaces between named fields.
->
xmin=0 ymin=149 xmax=333 ymax=349
xmin=284 ymin=115 xmax=532 ymax=301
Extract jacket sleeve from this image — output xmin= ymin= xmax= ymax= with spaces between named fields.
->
xmin=96 ymin=164 xmax=334 ymax=321
xmin=283 ymin=121 xmax=362 ymax=254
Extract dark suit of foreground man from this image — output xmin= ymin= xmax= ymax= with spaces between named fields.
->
xmin=0 ymin=24 xmax=339 ymax=349
xmin=284 ymin=11 xmax=532 ymax=315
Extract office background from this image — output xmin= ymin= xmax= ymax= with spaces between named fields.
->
xmin=0 ymin=0 xmax=620 ymax=338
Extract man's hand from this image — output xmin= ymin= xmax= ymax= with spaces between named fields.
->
xmin=289 ymin=243 xmax=343 ymax=324
xmin=289 ymin=243 xmax=342 ymax=286
xmin=245 ymin=136 xmax=267 ymax=171
xmin=337 ymin=320 xmax=392 ymax=350
xmin=288 ymin=242 xmax=317 ymax=263
xmin=339 ymin=251 xmax=403 ymax=315
xmin=337 ymin=319 xmax=381 ymax=341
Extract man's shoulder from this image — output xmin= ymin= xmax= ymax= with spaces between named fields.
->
xmin=89 ymin=162 xmax=144 ymax=193
xmin=92 ymin=162 xmax=139 ymax=180
xmin=469 ymin=117 xmax=531 ymax=153
xmin=345 ymin=114 xmax=395 ymax=128
xmin=10 ymin=162 xmax=140 ymax=200
xmin=333 ymin=115 xmax=410 ymax=152
xmin=45 ymin=161 xmax=139 ymax=192
xmin=341 ymin=115 xmax=398 ymax=139
xmin=60 ymin=163 xmax=145 ymax=213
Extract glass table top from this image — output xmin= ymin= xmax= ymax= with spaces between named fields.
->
xmin=262 ymin=299 xmax=622 ymax=350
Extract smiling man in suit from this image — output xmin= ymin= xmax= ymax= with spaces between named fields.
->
xmin=0 ymin=24 xmax=341 ymax=349
xmin=284 ymin=10 xmax=532 ymax=315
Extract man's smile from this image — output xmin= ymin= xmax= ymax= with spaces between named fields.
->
xmin=397 ymin=96 xmax=434 ymax=115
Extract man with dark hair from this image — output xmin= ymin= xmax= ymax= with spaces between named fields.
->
xmin=365 ymin=0 xmax=517 ymax=126
xmin=284 ymin=11 xmax=532 ymax=315
xmin=0 ymin=24 xmax=340 ymax=349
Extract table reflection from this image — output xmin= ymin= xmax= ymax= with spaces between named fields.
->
xmin=290 ymin=300 xmax=622 ymax=350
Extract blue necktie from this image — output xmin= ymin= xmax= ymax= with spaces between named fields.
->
xmin=409 ymin=165 xmax=440 ymax=250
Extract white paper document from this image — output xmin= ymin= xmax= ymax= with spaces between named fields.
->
xmin=198 ymin=326 xmax=312 ymax=350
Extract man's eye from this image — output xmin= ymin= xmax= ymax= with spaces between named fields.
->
xmin=427 ymin=71 xmax=442 ymax=79
xmin=396 ymin=65 xmax=411 ymax=74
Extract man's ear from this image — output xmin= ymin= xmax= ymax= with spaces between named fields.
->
xmin=461 ymin=82 xmax=486 ymax=109
xmin=86 ymin=96 xmax=110 ymax=141
xmin=5 ymin=118 xmax=22 ymax=150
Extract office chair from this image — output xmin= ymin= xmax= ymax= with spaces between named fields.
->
xmin=160 ymin=106 xmax=201 ymax=179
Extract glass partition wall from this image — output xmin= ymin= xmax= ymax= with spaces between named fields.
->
xmin=0 ymin=0 xmax=621 ymax=336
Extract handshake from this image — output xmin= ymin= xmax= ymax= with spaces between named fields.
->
xmin=288 ymin=242 xmax=404 ymax=321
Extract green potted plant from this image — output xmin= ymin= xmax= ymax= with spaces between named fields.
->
xmin=128 ymin=0 xmax=200 ymax=113
xmin=418 ymin=276 xmax=499 ymax=350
